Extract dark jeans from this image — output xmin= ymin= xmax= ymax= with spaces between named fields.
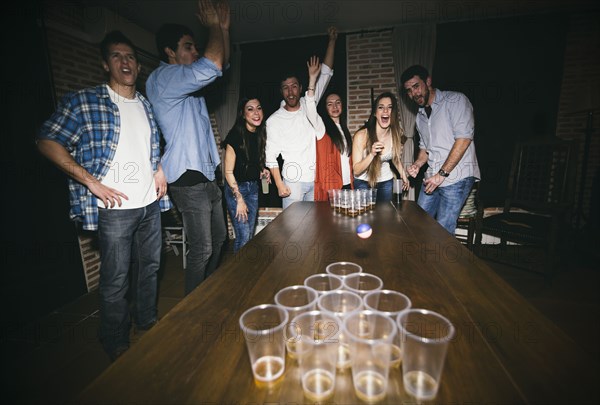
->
xmin=224 ymin=181 xmax=259 ymax=252
xmin=169 ymin=181 xmax=226 ymax=295
xmin=354 ymin=178 xmax=393 ymax=202
xmin=97 ymin=201 xmax=161 ymax=357
xmin=417 ymin=176 xmax=476 ymax=234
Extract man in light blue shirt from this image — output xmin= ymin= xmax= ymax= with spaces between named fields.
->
xmin=146 ymin=0 xmax=230 ymax=295
xmin=401 ymin=65 xmax=480 ymax=234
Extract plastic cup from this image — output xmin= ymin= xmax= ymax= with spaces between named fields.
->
xmin=288 ymin=311 xmax=340 ymax=401
xmin=358 ymin=188 xmax=370 ymax=212
xmin=274 ymin=285 xmax=318 ymax=358
xmin=239 ymin=304 xmax=289 ymax=386
xmin=342 ymin=272 xmax=383 ymax=297
xmin=396 ymin=309 xmax=455 ymax=401
xmin=317 ymin=290 xmax=363 ymax=369
xmin=304 ymin=273 xmax=343 ymax=295
xmin=325 ymin=261 xmax=363 ymax=280
xmin=327 ymin=189 xmax=336 ymax=209
xmin=364 ymin=290 xmax=412 ymax=367
xmin=343 ymin=310 xmax=397 ymax=402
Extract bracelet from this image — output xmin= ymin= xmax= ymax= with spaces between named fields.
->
xmin=307 ymin=87 xmax=315 ymax=91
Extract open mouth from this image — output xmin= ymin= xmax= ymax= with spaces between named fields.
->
xmin=381 ymin=115 xmax=390 ymax=125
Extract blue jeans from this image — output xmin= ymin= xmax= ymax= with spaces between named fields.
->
xmin=97 ymin=201 xmax=161 ymax=357
xmin=224 ymin=181 xmax=259 ymax=252
xmin=417 ymin=176 xmax=476 ymax=234
xmin=169 ymin=181 xmax=226 ymax=295
xmin=354 ymin=178 xmax=393 ymax=202
xmin=283 ymin=180 xmax=314 ymax=209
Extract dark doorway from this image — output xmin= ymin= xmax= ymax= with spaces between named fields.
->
xmin=433 ymin=13 xmax=567 ymax=207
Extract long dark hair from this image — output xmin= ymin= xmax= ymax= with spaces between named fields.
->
xmin=361 ymin=92 xmax=404 ymax=187
xmin=223 ymin=96 xmax=267 ymax=168
xmin=318 ymin=93 xmax=352 ymax=156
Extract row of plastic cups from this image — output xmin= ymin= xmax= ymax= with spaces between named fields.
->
xmin=239 ymin=262 xmax=454 ymax=401
xmin=327 ymin=189 xmax=377 ymax=216
xmin=239 ymin=297 xmax=453 ymax=401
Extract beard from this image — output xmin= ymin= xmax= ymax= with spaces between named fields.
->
xmin=414 ymin=87 xmax=430 ymax=107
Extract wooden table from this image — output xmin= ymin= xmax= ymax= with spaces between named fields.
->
xmin=78 ymin=202 xmax=598 ymax=404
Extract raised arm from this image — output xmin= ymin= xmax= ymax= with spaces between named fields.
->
xmin=313 ymin=26 xmax=337 ymax=102
xmin=305 ymin=56 xmax=326 ymax=140
xmin=216 ymin=0 xmax=230 ymax=66
xmin=196 ymin=0 xmax=225 ymax=70
xmin=323 ymin=26 xmax=337 ymax=69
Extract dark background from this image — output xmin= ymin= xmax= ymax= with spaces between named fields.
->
xmin=433 ymin=13 xmax=567 ymax=206
xmin=1 ymin=3 xmax=86 ymax=325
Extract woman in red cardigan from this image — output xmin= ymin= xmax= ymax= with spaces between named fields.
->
xmin=314 ymin=93 xmax=354 ymax=201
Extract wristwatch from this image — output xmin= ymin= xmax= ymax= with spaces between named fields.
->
xmin=438 ymin=169 xmax=450 ymax=177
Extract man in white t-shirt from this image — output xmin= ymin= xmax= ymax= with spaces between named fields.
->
xmin=265 ymin=27 xmax=337 ymax=209
xmin=37 ymin=31 xmax=170 ymax=361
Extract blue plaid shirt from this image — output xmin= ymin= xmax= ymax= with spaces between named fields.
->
xmin=38 ymin=84 xmax=171 ymax=231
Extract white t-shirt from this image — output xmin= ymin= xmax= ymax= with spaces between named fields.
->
xmin=98 ymin=85 xmax=156 ymax=209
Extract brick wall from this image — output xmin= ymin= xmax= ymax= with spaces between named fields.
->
xmin=346 ymin=30 xmax=398 ymax=134
xmin=555 ymin=12 xmax=600 ymax=227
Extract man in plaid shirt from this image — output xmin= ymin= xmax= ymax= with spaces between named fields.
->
xmin=37 ymin=31 xmax=170 ymax=361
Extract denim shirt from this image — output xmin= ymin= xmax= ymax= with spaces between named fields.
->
xmin=146 ymin=57 xmax=223 ymax=183
xmin=38 ymin=84 xmax=171 ymax=231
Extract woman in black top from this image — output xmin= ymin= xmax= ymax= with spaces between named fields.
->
xmin=223 ymin=97 xmax=269 ymax=252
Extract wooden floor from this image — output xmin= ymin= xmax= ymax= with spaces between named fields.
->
xmin=2 ymin=241 xmax=599 ymax=403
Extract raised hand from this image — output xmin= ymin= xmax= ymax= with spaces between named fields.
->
xmin=196 ymin=0 xmax=220 ymax=27
xmin=216 ymin=0 xmax=230 ymax=30
xmin=328 ymin=26 xmax=338 ymax=42
xmin=307 ymin=55 xmax=321 ymax=79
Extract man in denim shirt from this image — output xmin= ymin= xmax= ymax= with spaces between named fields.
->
xmin=401 ymin=65 xmax=480 ymax=234
xmin=37 ymin=31 xmax=170 ymax=361
xmin=146 ymin=0 xmax=230 ymax=295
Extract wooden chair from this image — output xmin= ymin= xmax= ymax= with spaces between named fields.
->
xmin=474 ymin=138 xmax=576 ymax=278
xmin=162 ymin=209 xmax=187 ymax=269
xmin=455 ymin=182 xmax=481 ymax=250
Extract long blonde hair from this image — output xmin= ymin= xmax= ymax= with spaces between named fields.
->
xmin=361 ymin=92 xmax=405 ymax=187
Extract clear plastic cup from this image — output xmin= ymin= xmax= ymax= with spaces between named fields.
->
xmin=239 ymin=304 xmax=289 ymax=386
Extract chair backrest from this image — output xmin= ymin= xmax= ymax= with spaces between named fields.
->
xmin=504 ymin=138 xmax=576 ymax=214
xmin=459 ymin=182 xmax=479 ymax=219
